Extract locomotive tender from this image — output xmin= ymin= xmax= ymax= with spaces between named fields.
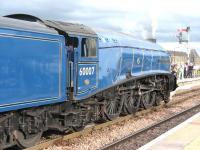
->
xmin=0 ymin=14 xmax=177 ymax=149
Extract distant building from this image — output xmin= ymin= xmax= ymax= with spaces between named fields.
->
xmin=168 ymin=50 xmax=187 ymax=65
xmin=189 ymin=49 xmax=200 ymax=65
xmin=167 ymin=49 xmax=200 ymax=65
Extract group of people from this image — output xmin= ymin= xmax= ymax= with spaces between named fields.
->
xmin=171 ymin=62 xmax=194 ymax=80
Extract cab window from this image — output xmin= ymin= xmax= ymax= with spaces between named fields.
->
xmin=81 ymin=38 xmax=97 ymax=57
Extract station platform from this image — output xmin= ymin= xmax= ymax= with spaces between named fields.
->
xmin=177 ymin=77 xmax=200 ymax=83
xmin=138 ymin=112 xmax=200 ymax=150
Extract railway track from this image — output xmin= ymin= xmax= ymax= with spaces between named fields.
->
xmin=23 ymin=84 xmax=200 ymax=150
xmin=99 ymin=101 xmax=200 ymax=150
xmin=24 ymin=106 xmax=164 ymax=150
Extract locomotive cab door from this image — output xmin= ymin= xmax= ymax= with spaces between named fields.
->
xmin=75 ymin=37 xmax=98 ymax=98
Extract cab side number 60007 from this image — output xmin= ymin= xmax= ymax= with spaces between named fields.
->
xmin=79 ymin=67 xmax=95 ymax=76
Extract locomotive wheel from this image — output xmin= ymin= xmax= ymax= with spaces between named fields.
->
xmin=121 ymin=94 xmax=129 ymax=115
xmin=104 ymin=96 xmax=123 ymax=121
xmin=13 ymin=130 xmax=42 ymax=148
xmin=141 ymin=92 xmax=155 ymax=109
xmin=164 ymin=91 xmax=170 ymax=103
xmin=122 ymin=92 xmax=140 ymax=115
xmin=154 ymin=92 xmax=162 ymax=106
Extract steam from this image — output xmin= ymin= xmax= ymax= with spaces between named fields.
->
xmin=116 ymin=4 xmax=159 ymax=41
xmin=142 ymin=25 xmax=152 ymax=40
xmin=150 ymin=12 xmax=158 ymax=38
xmin=141 ymin=8 xmax=158 ymax=41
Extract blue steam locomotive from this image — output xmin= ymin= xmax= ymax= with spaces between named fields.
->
xmin=0 ymin=14 xmax=177 ymax=149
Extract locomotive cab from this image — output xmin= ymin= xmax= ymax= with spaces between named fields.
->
xmin=34 ymin=20 xmax=99 ymax=100
xmin=2 ymin=14 xmax=99 ymax=101
xmin=66 ymin=35 xmax=98 ymax=100
xmin=75 ymin=37 xmax=98 ymax=98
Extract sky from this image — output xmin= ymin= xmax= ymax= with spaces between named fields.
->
xmin=1 ymin=0 xmax=200 ymax=53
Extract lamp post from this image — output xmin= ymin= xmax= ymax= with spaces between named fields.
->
xmin=186 ymin=27 xmax=190 ymax=63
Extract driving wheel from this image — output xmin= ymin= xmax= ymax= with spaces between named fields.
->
xmin=122 ymin=92 xmax=140 ymax=115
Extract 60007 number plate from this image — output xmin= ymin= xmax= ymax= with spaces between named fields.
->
xmin=79 ymin=67 xmax=95 ymax=76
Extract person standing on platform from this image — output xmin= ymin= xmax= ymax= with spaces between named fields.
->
xmin=178 ymin=64 xmax=184 ymax=80
xmin=184 ymin=62 xmax=188 ymax=78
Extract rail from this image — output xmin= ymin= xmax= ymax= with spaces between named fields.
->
xmin=99 ymin=102 xmax=200 ymax=150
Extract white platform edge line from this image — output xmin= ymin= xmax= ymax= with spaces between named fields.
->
xmin=138 ymin=112 xmax=200 ymax=150
xmin=177 ymin=77 xmax=200 ymax=83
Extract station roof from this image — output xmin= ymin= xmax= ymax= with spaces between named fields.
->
xmin=168 ymin=51 xmax=187 ymax=57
